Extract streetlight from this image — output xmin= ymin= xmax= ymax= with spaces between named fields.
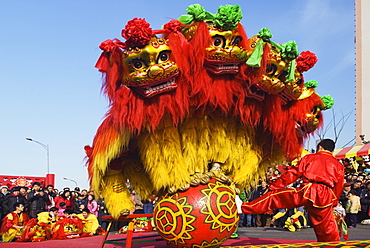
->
xmin=26 ymin=137 xmax=50 ymax=174
xmin=63 ymin=177 xmax=78 ymax=187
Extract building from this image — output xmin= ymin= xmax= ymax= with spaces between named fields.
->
xmin=356 ymin=0 xmax=370 ymax=145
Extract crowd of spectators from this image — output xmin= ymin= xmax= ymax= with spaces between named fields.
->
xmin=0 ymin=182 xmax=156 ymax=234
xmin=238 ymin=166 xmax=370 ymax=231
xmin=1 ymin=167 xmax=369 ymax=238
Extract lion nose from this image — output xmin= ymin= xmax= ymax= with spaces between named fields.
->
xmin=147 ymin=65 xmax=164 ymax=79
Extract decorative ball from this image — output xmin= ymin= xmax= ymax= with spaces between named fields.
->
xmin=154 ymin=179 xmax=238 ymax=248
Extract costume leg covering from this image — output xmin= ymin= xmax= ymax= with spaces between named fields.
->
xmin=307 ymin=205 xmax=340 ymax=242
xmin=242 ymin=187 xmax=309 ymax=214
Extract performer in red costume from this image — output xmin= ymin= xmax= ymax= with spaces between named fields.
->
xmin=242 ymin=139 xmax=344 ymax=242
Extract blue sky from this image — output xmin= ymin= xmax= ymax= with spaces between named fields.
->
xmin=0 ymin=0 xmax=355 ymax=190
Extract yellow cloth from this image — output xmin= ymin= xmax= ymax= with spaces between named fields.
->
xmin=272 ymin=210 xmax=287 ymax=220
xmin=77 ymin=214 xmax=99 ymax=234
xmin=37 ymin=211 xmax=58 ymax=225
xmin=1 ymin=212 xmax=27 ymax=242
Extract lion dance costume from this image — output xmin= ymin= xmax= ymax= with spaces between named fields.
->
xmin=86 ymin=4 xmax=334 ymax=247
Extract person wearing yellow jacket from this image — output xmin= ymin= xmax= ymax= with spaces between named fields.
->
xmin=77 ymin=208 xmax=99 ymax=235
xmin=1 ymin=203 xmax=29 ymax=242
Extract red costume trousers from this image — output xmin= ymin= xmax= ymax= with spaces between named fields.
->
xmin=241 ymin=186 xmax=339 ymax=242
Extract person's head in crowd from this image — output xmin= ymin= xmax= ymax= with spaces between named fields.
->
xmin=11 ymin=186 xmax=21 ymax=195
xmin=27 ymin=188 xmax=32 ymax=193
xmin=357 ymin=174 xmax=365 ymax=182
xmin=261 ymin=181 xmax=268 ymax=189
xmin=47 ymin=185 xmax=54 ymax=193
xmin=49 ymin=207 xmax=59 ymax=217
xmin=316 ymin=139 xmax=335 ymax=152
xmin=353 ymin=180 xmax=362 ymax=189
xmin=19 ymin=187 xmax=27 ymax=195
xmin=74 ymin=187 xmax=80 ymax=193
xmin=63 ymin=209 xmax=74 ymax=218
xmin=344 ymin=182 xmax=351 ymax=190
xmin=59 ymin=202 xmax=66 ymax=208
xmin=346 ymin=174 xmax=352 ymax=182
xmin=81 ymin=189 xmax=88 ymax=196
xmin=13 ymin=202 xmax=25 ymax=213
xmin=81 ymin=208 xmax=91 ymax=218
xmin=274 ymin=170 xmax=281 ymax=176
xmin=79 ymin=204 xmax=86 ymax=212
xmin=87 ymin=194 xmax=95 ymax=202
xmin=1 ymin=185 xmax=8 ymax=194
xmin=63 ymin=187 xmax=70 ymax=191
xmin=352 ymin=175 xmax=358 ymax=181
xmin=32 ymin=182 xmax=41 ymax=191
xmin=61 ymin=190 xmax=71 ymax=199
xmin=77 ymin=193 xmax=85 ymax=200
xmin=346 ymin=191 xmax=353 ymax=198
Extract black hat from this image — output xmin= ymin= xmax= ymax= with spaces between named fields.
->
xmin=74 ymin=187 xmax=80 ymax=191
xmin=11 ymin=186 xmax=21 ymax=192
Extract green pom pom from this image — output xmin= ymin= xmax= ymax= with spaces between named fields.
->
xmin=186 ymin=4 xmax=207 ymax=21
xmin=179 ymin=4 xmax=213 ymax=24
xmin=214 ymin=5 xmax=242 ymax=31
xmin=304 ymin=80 xmax=318 ymax=88
xmin=281 ymin=40 xmax=299 ymax=61
xmin=258 ymin=28 xmax=272 ymax=41
xmin=321 ymin=95 xmax=334 ymax=110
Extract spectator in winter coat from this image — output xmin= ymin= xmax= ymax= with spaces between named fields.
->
xmin=27 ymin=182 xmax=49 ymax=218
xmin=340 ymin=183 xmax=352 ymax=208
xmin=2 ymin=187 xmax=28 ymax=216
xmin=351 ymin=180 xmax=363 ymax=197
xmin=359 ymin=181 xmax=370 ymax=221
xmin=345 ymin=190 xmax=361 ymax=228
xmin=86 ymin=194 xmax=98 ymax=217
xmin=74 ymin=193 xmax=87 ymax=211
xmin=54 ymin=190 xmax=74 ymax=211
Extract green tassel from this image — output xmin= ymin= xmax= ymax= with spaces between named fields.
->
xmin=285 ymin=60 xmax=296 ymax=83
xmin=246 ymin=40 xmax=264 ymax=67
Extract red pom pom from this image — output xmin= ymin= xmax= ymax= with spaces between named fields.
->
xmin=163 ymin=19 xmax=183 ymax=33
xmin=99 ymin=39 xmax=125 ymax=52
xmin=296 ymin=51 xmax=318 ymax=72
xmin=122 ymin=18 xmax=152 ymax=48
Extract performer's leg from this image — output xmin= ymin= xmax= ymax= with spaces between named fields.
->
xmin=307 ymin=205 xmax=340 ymax=242
xmin=242 ymin=188 xmax=306 ymax=214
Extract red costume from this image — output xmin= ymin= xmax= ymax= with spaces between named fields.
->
xmin=242 ymin=150 xmax=344 ymax=242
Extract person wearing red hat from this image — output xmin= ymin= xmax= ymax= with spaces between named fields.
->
xmin=242 ymin=139 xmax=344 ymax=242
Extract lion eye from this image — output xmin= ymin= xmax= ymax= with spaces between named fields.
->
xmin=132 ymin=60 xmax=144 ymax=69
xmin=158 ymin=51 xmax=171 ymax=63
xmin=232 ymin=36 xmax=242 ymax=46
xmin=212 ymin=35 xmax=225 ymax=47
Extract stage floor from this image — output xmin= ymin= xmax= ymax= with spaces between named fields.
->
xmin=1 ymin=225 xmax=369 ymax=247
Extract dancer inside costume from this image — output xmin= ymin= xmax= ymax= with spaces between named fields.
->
xmin=242 ymin=139 xmax=344 ymax=242
xmin=77 ymin=209 xmax=100 ymax=236
xmin=1 ymin=203 xmax=29 ymax=242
